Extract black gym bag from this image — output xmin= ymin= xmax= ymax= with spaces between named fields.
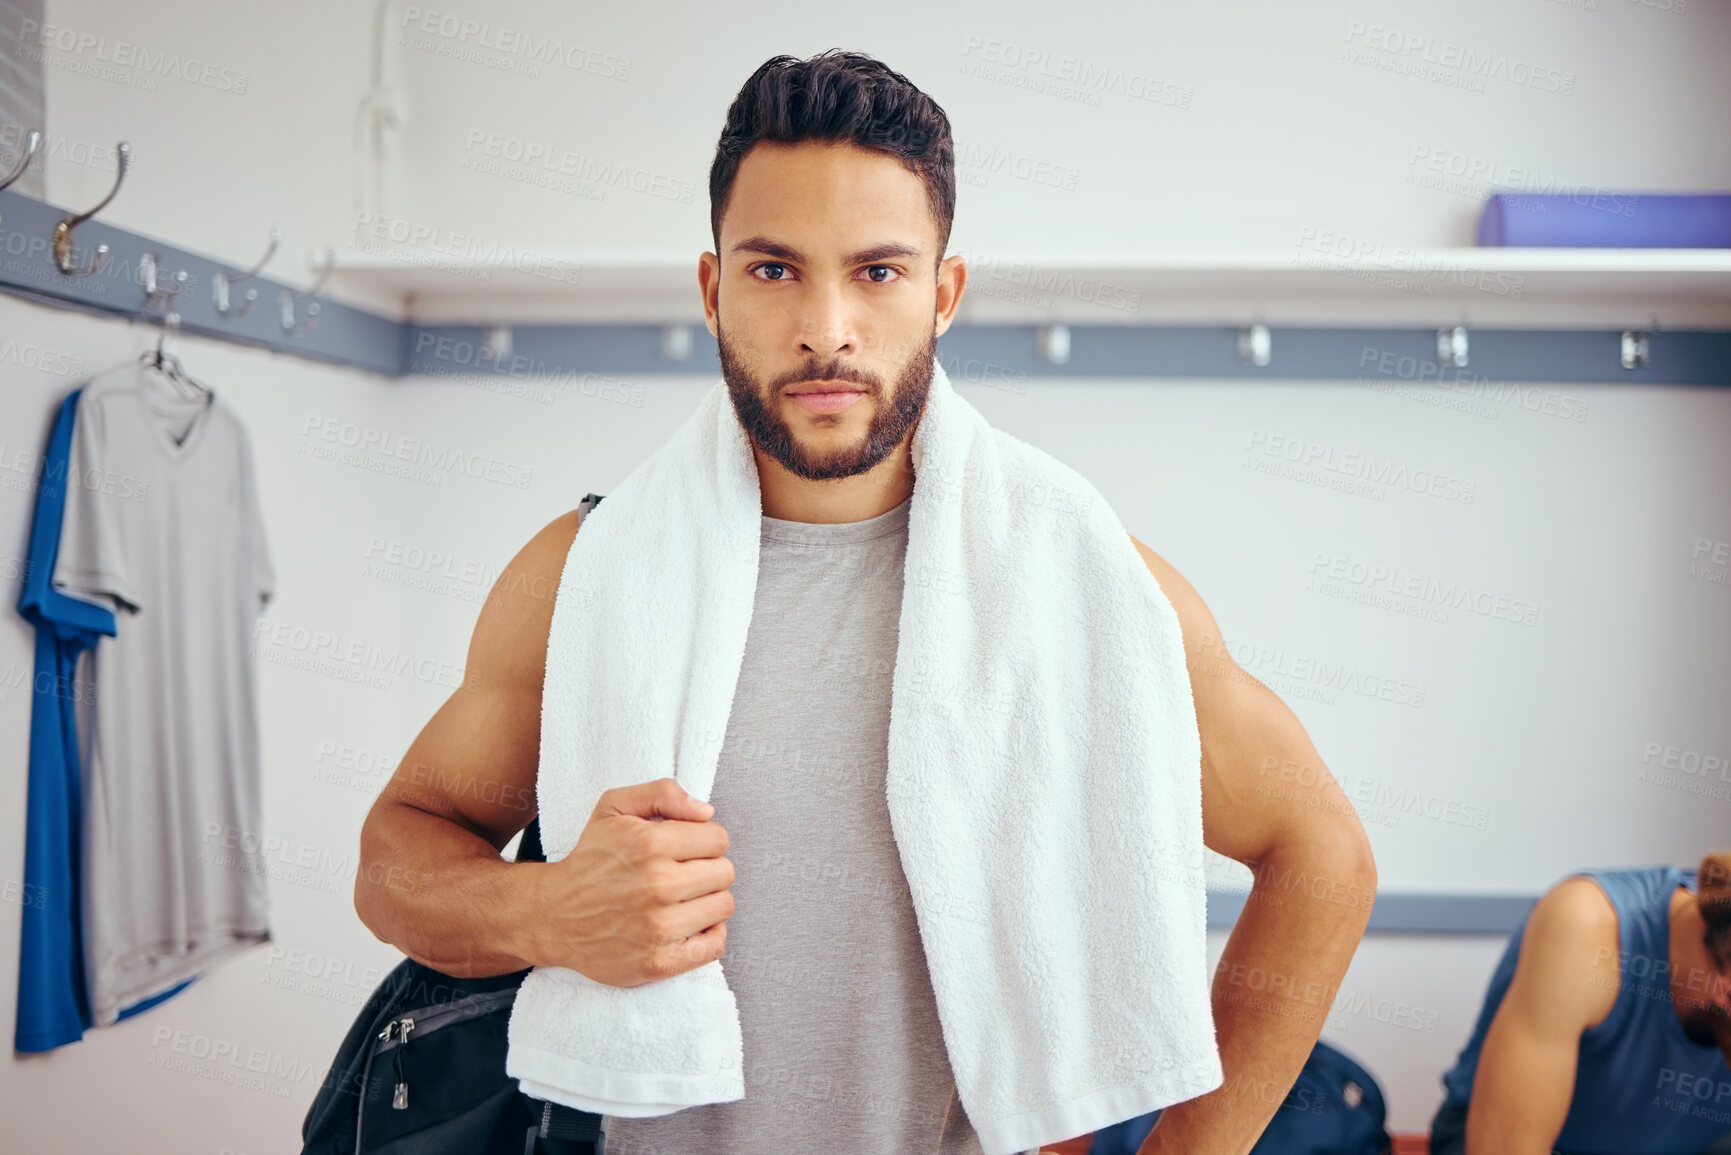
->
xmin=299 ymin=816 xmax=605 ymax=1155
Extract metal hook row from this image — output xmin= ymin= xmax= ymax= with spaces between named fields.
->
xmin=0 ymin=128 xmax=337 ymax=335
xmin=1038 ymin=320 xmax=1656 ymax=373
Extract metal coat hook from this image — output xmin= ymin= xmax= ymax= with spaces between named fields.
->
xmin=660 ymin=324 xmax=691 ymax=361
xmin=52 ymin=140 xmax=130 ymax=277
xmin=1620 ymin=312 xmax=1660 ymax=371
xmin=1620 ymin=330 xmax=1650 ymax=370
xmin=0 ymin=128 xmax=43 ymax=193
xmin=139 ymin=251 xmax=189 ymax=315
xmin=1437 ymin=324 xmax=1470 ymax=368
xmin=214 ymin=225 xmax=281 ymax=319
xmin=1037 ymin=322 xmax=1071 ymax=365
xmin=153 ymin=306 xmax=183 ymax=373
xmin=1238 ymin=322 xmax=1272 ymax=367
xmin=280 ymin=246 xmax=336 ymax=336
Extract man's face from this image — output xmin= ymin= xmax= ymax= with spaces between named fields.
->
xmin=703 ymin=140 xmax=961 ymax=482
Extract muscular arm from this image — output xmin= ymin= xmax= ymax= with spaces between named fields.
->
xmin=352 ymin=509 xmax=580 ymax=978
xmin=1128 ymin=535 xmax=1379 ymax=1155
xmin=1465 ymin=877 xmax=1620 ymax=1155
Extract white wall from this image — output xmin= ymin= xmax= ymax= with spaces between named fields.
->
xmin=388 ymin=0 xmax=1731 ymax=255
xmin=2 ymin=0 xmax=1728 ymax=1149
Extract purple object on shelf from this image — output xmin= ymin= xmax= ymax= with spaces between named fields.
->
xmin=1477 ymin=192 xmax=1731 ymax=248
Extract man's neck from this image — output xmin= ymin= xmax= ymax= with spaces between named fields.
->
xmin=754 ymin=444 xmax=914 ymax=524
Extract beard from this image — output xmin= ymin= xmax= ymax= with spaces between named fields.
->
xmin=718 ymin=321 xmax=936 ymax=482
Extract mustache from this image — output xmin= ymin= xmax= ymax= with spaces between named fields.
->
xmin=780 ymin=368 xmax=875 ymax=391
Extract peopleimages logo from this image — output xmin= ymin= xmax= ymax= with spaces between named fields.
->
xmin=1654 ymin=1067 xmax=1731 ymax=1125
xmin=1342 ymin=21 xmax=1576 ymax=95
xmin=1358 ymin=346 xmax=1591 ymax=423
xmin=15 ymin=18 xmax=250 ymax=93
xmin=1306 ymin=551 xmax=1541 ymax=627
xmin=397 ymin=7 xmax=632 ymax=78
xmin=1295 ymin=227 xmax=1526 ymax=298
xmin=1244 ymin=427 xmax=1477 ymax=504
xmin=956 ymin=36 xmax=1194 ymax=109
xmin=459 ymin=129 xmax=696 ymax=203
xmin=954 ymin=141 xmax=1080 ymax=191
xmin=947 ymin=247 xmax=1143 ymax=314
xmin=0 ymin=335 xmax=86 ymax=377
xmin=251 ymin=617 xmax=470 ymax=692
xmin=299 ymin=414 xmax=533 ymax=489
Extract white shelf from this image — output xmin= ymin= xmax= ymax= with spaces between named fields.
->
xmin=325 ymin=247 xmax=1731 ymax=329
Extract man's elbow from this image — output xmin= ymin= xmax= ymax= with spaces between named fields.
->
xmin=1264 ymin=806 xmax=1379 ymax=925
xmin=1326 ymin=810 xmax=1379 ymax=926
xmin=352 ymin=801 xmax=404 ymax=942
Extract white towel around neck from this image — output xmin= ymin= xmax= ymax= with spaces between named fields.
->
xmin=505 ymin=358 xmax=1222 ymax=1154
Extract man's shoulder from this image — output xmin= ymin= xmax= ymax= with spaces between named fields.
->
xmin=468 ymin=506 xmax=589 ymax=677
xmin=1509 ymin=875 xmax=1622 ymax=1028
xmin=510 ymin=506 xmax=588 ymax=596
xmin=1534 ymin=874 xmax=1621 ymax=942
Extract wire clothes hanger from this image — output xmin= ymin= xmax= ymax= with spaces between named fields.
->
xmin=72 ymin=251 xmax=214 ymax=434
xmin=131 ymin=250 xmax=212 ymax=406
xmin=139 ymin=308 xmax=213 ymax=404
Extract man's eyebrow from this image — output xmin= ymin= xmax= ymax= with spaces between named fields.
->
xmin=729 ymin=236 xmax=924 ymax=266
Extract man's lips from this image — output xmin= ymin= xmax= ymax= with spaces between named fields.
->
xmin=786 ymin=380 xmax=864 ymax=395
xmin=786 ymin=381 xmax=865 ymax=414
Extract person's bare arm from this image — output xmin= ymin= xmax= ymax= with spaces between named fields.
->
xmin=352 ymin=509 xmax=737 ymax=983
xmin=1127 ymin=535 xmax=1379 ymax=1155
xmin=353 ymin=510 xmax=582 ymax=977
xmin=1465 ymin=877 xmax=1619 ymax=1155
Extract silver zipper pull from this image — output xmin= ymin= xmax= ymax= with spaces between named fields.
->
xmin=391 ymin=1016 xmax=415 ymax=1109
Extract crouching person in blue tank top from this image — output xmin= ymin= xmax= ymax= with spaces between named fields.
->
xmin=1429 ymin=852 xmax=1731 ymax=1155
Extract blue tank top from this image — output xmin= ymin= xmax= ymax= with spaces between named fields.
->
xmin=1437 ymin=867 xmax=1731 ymax=1155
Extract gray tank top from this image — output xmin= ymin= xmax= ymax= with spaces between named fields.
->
xmin=597 ymin=493 xmax=1022 ymax=1155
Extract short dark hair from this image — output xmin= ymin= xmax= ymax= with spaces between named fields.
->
xmin=1703 ymin=851 xmax=1731 ymax=972
xmin=709 ymin=50 xmax=956 ymax=269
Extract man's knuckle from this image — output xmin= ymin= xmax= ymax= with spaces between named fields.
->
xmin=632 ymin=824 xmax=664 ymax=859
xmin=645 ymin=866 xmax=679 ymax=905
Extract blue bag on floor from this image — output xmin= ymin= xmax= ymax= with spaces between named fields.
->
xmin=1089 ymin=1040 xmax=1391 ymax=1155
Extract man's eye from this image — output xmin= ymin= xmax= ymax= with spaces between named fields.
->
xmin=864 ymin=266 xmax=901 ymax=283
xmin=754 ymin=263 xmax=788 ymax=280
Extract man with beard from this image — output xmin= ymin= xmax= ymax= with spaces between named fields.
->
xmin=356 ymin=50 xmax=1376 ymax=1155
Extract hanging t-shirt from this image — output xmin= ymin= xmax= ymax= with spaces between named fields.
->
xmin=15 ymin=387 xmax=116 ymax=1051
xmin=51 ymin=367 xmax=277 ymax=1026
xmin=15 ymin=386 xmax=198 ymax=1052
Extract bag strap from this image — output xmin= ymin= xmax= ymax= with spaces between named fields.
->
xmin=524 ymin=1094 xmax=604 ymax=1144
xmin=516 ymin=819 xmax=545 ymax=863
